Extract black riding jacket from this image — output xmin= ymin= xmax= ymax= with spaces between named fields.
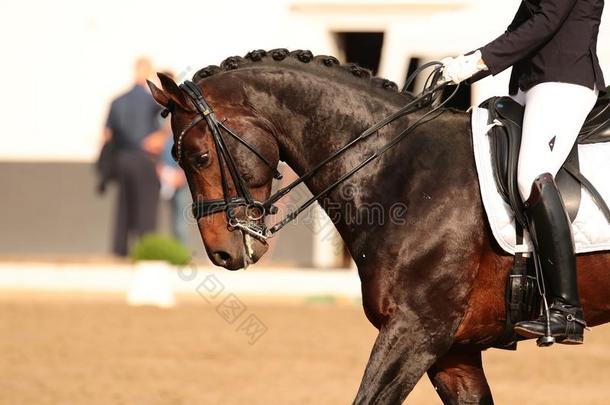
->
xmin=480 ymin=0 xmax=605 ymax=95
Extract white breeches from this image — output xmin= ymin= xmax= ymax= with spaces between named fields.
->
xmin=511 ymin=82 xmax=598 ymax=201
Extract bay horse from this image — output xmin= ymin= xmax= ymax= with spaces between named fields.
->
xmin=147 ymin=49 xmax=610 ymax=404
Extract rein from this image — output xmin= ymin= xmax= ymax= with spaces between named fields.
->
xmin=168 ymin=62 xmax=458 ymax=242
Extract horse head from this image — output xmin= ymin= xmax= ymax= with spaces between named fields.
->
xmin=148 ymin=73 xmax=281 ymax=270
xmin=146 ymin=49 xmax=418 ymax=272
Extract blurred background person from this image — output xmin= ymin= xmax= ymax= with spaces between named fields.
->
xmin=158 ymin=71 xmax=191 ymax=246
xmin=102 ymin=57 xmax=167 ymax=256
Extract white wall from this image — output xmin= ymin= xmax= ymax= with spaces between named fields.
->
xmin=1 ymin=0 xmax=608 ymax=161
xmin=0 ymin=0 xmax=328 ymax=162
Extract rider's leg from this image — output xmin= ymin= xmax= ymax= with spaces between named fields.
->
xmin=514 ymin=82 xmax=598 ymax=343
xmin=515 ymin=173 xmax=586 ymax=343
xmin=517 ymin=82 xmax=598 ymax=201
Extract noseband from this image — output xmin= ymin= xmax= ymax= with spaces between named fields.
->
xmin=167 ymin=63 xmax=456 ymax=242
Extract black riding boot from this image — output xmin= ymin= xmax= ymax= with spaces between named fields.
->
xmin=513 ymin=173 xmax=586 ymax=344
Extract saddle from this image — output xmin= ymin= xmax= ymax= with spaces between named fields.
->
xmin=480 ymin=88 xmax=610 ymax=350
xmin=481 ymin=88 xmax=610 ymax=228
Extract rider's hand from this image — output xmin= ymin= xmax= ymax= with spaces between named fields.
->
xmin=441 ymin=50 xmax=488 ymax=85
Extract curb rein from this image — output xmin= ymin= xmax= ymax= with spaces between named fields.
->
xmin=165 ymin=62 xmax=457 ymax=243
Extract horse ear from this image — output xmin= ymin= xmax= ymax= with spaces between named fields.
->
xmin=147 ymin=80 xmax=170 ymax=108
xmin=157 ymin=72 xmax=194 ymax=111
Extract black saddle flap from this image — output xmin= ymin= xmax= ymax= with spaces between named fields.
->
xmin=480 ymin=96 xmax=582 ymax=224
xmin=483 ymin=97 xmax=527 ymax=227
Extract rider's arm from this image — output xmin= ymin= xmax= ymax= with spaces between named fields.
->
xmin=480 ymin=0 xmax=577 ymax=75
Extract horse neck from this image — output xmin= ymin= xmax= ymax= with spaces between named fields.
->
xmin=241 ymin=68 xmax=411 ymax=172
xmin=235 ymin=67 xmax=421 ymax=250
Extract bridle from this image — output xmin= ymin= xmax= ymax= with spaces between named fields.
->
xmin=175 ymin=81 xmax=282 ymax=240
xmin=166 ymin=62 xmax=458 ymax=243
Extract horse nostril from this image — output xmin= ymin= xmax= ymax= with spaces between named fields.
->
xmin=213 ymin=250 xmax=232 ymax=264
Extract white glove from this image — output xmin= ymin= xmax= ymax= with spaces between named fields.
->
xmin=441 ymin=51 xmax=488 ymax=85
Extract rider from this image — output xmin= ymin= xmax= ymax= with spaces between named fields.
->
xmin=441 ymin=0 xmax=605 ymax=344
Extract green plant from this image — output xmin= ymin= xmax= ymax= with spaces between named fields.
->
xmin=129 ymin=234 xmax=191 ymax=265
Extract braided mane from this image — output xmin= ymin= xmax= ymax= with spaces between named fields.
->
xmin=192 ymin=49 xmax=402 ymax=94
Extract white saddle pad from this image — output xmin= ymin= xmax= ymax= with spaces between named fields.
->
xmin=471 ymin=107 xmax=610 ymax=255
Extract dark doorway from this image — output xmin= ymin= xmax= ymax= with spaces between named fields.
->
xmin=403 ymin=57 xmax=421 ymax=93
xmin=335 ymin=32 xmax=384 ymax=75
xmin=442 ymin=83 xmax=472 ymax=111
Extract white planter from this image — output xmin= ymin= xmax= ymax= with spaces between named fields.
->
xmin=126 ymin=261 xmax=176 ymax=308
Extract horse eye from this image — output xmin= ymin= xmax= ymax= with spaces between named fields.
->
xmin=193 ymin=152 xmax=210 ymax=168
